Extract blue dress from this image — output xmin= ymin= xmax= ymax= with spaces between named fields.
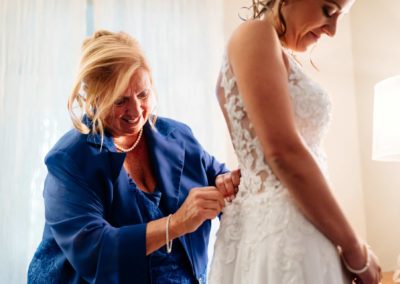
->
xmin=132 ymin=178 xmax=197 ymax=284
xmin=27 ymin=117 xmax=227 ymax=283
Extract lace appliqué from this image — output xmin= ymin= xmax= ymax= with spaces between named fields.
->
xmin=209 ymin=51 xmax=337 ymax=284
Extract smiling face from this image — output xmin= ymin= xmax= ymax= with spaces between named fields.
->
xmin=280 ymin=0 xmax=355 ymax=51
xmin=104 ymin=68 xmax=153 ymax=138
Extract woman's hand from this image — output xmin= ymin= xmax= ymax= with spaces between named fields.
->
xmin=342 ymin=244 xmax=382 ymax=284
xmin=353 ymin=249 xmax=382 ymax=284
xmin=215 ymin=169 xmax=241 ymax=201
xmin=171 ymin=187 xmax=225 ymax=236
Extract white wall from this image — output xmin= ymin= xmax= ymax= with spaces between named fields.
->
xmin=350 ymin=0 xmax=400 ymax=271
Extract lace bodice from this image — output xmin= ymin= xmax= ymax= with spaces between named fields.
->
xmin=220 ymin=50 xmax=332 ymax=195
xmin=209 ymin=50 xmax=346 ymax=284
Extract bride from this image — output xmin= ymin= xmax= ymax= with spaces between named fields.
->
xmin=208 ymin=0 xmax=381 ymax=283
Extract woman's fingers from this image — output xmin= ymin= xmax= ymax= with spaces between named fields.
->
xmin=200 ymin=208 xmax=222 ymax=220
xmin=215 ymin=169 xmax=241 ymax=198
xmin=355 ymin=249 xmax=382 ymax=284
xmin=223 ymin=174 xmax=236 ymax=197
xmin=181 ymin=187 xmax=225 ymax=218
xmin=174 ymin=187 xmax=225 ymax=233
xmin=193 ymin=187 xmax=225 ymax=209
xmin=231 ymin=168 xmax=241 ymax=187
xmin=175 ymin=185 xmax=243 ymax=234
xmin=215 ymin=175 xmax=229 ymax=197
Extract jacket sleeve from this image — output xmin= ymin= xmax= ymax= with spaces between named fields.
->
xmin=201 ymin=148 xmax=229 ymax=186
xmin=44 ymin=150 xmax=148 ymax=284
xmin=183 ymin=125 xmax=230 ymax=184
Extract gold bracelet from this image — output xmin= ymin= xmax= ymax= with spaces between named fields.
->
xmin=165 ymin=214 xmax=173 ymax=253
xmin=338 ymin=244 xmax=371 ymax=274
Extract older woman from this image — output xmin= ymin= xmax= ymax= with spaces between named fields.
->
xmin=208 ymin=0 xmax=381 ymax=284
xmin=28 ymin=30 xmax=240 ymax=284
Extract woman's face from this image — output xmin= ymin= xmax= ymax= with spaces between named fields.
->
xmin=105 ymin=69 xmax=153 ymax=138
xmin=281 ymin=0 xmax=355 ymax=51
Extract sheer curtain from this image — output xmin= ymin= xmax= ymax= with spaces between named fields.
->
xmin=0 ymin=0 xmax=86 ymax=282
xmin=0 ymin=0 xmax=230 ymax=282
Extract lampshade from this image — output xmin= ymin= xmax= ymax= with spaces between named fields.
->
xmin=372 ymin=75 xmax=400 ymax=161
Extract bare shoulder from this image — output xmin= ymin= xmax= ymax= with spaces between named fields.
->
xmin=225 ymin=19 xmax=288 ymax=91
xmin=227 ymin=19 xmax=282 ymax=65
xmin=229 ymin=19 xmax=277 ymax=44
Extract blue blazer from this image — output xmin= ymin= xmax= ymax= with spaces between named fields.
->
xmin=28 ymin=117 xmax=228 ymax=284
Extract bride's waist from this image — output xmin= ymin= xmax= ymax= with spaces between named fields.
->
xmin=236 ymin=171 xmax=284 ymax=196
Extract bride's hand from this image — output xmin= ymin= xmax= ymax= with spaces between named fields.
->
xmin=215 ymin=169 xmax=241 ymax=201
xmin=341 ymin=244 xmax=382 ymax=284
xmin=353 ymin=249 xmax=381 ymax=284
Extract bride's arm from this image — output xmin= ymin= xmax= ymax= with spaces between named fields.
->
xmin=227 ymin=19 xmax=373 ymax=276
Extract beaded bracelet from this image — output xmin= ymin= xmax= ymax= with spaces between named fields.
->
xmin=338 ymin=244 xmax=371 ymax=274
xmin=165 ymin=214 xmax=173 ymax=253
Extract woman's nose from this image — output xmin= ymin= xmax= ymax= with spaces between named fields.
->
xmin=323 ymin=19 xmax=338 ymax=37
xmin=127 ymin=98 xmax=141 ymax=115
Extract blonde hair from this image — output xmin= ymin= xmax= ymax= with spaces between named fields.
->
xmin=68 ymin=30 xmax=153 ymax=142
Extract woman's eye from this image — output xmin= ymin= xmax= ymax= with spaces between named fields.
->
xmin=114 ymin=98 xmax=126 ymax=106
xmin=323 ymin=6 xmax=336 ymax=18
xmin=137 ymin=90 xmax=150 ymax=99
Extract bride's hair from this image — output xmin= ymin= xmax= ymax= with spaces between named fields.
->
xmin=242 ymin=0 xmax=287 ymax=37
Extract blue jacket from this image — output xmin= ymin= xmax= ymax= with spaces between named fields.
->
xmin=28 ymin=117 xmax=228 ymax=284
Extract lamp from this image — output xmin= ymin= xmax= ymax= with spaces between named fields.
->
xmin=372 ymin=75 xmax=400 ymax=282
xmin=372 ymin=75 xmax=400 ymax=161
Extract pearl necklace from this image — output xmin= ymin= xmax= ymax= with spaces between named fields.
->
xmin=115 ymin=128 xmax=143 ymax=153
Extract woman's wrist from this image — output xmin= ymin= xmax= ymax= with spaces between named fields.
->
xmin=340 ymin=244 xmax=371 ymax=274
xmin=167 ymin=213 xmax=185 ymax=239
xmin=339 ymin=240 xmax=369 ymax=274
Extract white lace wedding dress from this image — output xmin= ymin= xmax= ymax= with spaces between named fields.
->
xmin=208 ymin=51 xmax=349 ymax=284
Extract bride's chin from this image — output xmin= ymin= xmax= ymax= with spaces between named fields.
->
xmin=293 ymin=41 xmax=309 ymax=52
